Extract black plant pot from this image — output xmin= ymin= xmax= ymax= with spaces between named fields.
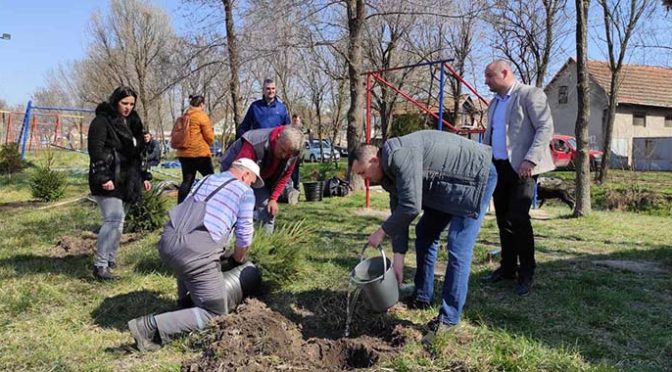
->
xmin=302 ymin=181 xmax=323 ymax=202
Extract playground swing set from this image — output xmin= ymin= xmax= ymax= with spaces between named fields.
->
xmin=1 ymin=100 xmax=94 ymax=159
xmin=362 ymin=58 xmax=490 ymax=208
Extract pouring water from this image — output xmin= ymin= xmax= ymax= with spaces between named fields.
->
xmin=344 ymin=244 xmax=399 ymax=337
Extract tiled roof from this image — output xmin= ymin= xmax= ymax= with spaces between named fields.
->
xmin=586 ymin=60 xmax=672 ymax=108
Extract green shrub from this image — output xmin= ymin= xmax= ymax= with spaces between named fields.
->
xmin=249 ymin=220 xmax=314 ymax=288
xmin=124 ymin=187 xmax=168 ymax=233
xmin=29 ymin=152 xmax=66 ymax=202
xmin=0 ymin=142 xmax=28 ymax=176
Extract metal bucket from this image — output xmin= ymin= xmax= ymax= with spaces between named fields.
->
xmin=350 ymin=245 xmax=399 ymax=312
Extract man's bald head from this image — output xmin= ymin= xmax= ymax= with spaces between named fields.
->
xmin=485 ymin=59 xmax=516 ymax=96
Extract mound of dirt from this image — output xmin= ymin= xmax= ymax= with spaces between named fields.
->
xmin=183 ymin=297 xmax=419 ymax=371
xmin=54 ymin=231 xmax=143 ymax=257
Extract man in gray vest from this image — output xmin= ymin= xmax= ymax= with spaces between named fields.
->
xmin=481 ymin=60 xmax=554 ymax=296
xmin=352 ymin=130 xmax=497 ymax=342
xmin=127 ymin=158 xmax=263 ymax=352
xmin=220 ymin=126 xmax=304 ymax=233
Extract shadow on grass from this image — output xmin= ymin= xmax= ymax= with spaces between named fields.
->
xmin=14 ymin=206 xmax=99 ymax=246
xmin=466 ymin=246 xmax=672 ymax=369
xmin=132 ymin=254 xmax=173 ymax=276
xmin=0 ymin=253 xmax=91 ymax=279
xmin=265 ymin=288 xmax=419 ymax=342
xmin=91 ymin=290 xmax=176 ymax=331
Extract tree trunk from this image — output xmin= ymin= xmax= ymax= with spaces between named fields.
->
xmin=222 ymin=0 xmax=243 ymax=129
xmin=536 ymin=0 xmax=557 ymax=88
xmin=598 ymin=72 xmax=620 ymax=183
xmin=345 ymin=0 xmax=366 ymax=190
xmin=315 ymin=93 xmax=324 ymax=161
xmin=573 ymin=0 xmax=591 ymax=217
xmin=156 ymin=96 xmax=165 ymax=143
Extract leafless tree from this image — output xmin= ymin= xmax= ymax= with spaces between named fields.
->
xmin=596 ymin=0 xmax=656 ymax=183
xmin=445 ymin=1 xmax=486 ymax=127
xmin=573 ymin=0 xmax=592 ymax=216
xmin=343 ymin=0 xmax=367 ymax=187
xmin=363 ymin=6 xmax=418 ymax=140
xmin=300 ymin=52 xmax=330 ymax=161
xmin=487 ymin=0 xmax=569 ymax=87
xmin=88 ymin=0 xmax=176 ymax=131
xmin=222 ymin=0 xmax=244 ymax=129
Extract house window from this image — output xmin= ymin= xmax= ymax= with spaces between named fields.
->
xmin=558 ymin=85 xmax=568 ymax=104
xmin=633 ymin=112 xmax=646 ymax=127
xmin=665 ymin=115 xmax=672 ymax=128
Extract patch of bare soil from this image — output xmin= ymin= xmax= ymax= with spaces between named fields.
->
xmin=353 ymin=208 xmax=390 ymax=219
xmin=0 ymin=200 xmax=42 ymax=212
xmin=53 ymin=231 xmax=143 ymax=257
xmin=593 ymin=260 xmax=667 ymax=274
xmin=183 ymin=294 xmax=422 ymax=371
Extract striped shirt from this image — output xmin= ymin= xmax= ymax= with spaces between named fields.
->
xmin=189 ymin=172 xmax=255 ymax=247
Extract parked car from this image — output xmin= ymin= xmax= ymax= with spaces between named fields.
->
xmin=303 ymin=140 xmax=341 ymax=162
xmin=550 ymin=134 xmax=603 ymax=171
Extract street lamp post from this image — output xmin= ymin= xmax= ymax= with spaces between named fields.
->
xmin=1 ymin=33 xmax=11 ymax=41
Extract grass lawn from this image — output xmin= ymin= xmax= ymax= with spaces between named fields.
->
xmin=0 ymin=154 xmax=671 ymax=370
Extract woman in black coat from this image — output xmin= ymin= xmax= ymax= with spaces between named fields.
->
xmin=88 ymin=86 xmax=152 ymax=280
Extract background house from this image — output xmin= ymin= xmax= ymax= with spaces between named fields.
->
xmin=391 ymin=93 xmax=488 ymax=131
xmin=545 ymin=58 xmax=672 ymax=169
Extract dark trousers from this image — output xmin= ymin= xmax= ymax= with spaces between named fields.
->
xmin=177 ymin=157 xmax=214 ymax=203
xmin=291 ymin=162 xmax=300 ymax=190
xmin=492 ymin=159 xmax=537 ymax=279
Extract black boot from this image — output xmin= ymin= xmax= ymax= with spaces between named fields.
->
xmin=93 ymin=266 xmax=116 ymax=281
xmin=128 ymin=315 xmax=161 ymax=352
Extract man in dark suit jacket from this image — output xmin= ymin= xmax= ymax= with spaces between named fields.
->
xmin=481 ymin=60 xmax=555 ymax=296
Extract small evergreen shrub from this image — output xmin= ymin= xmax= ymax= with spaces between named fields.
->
xmin=124 ymin=186 xmax=168 ymax=233
xmin=0 ymin=142 xmax=27 ymax=176
xmin=30 ymin=151 xmax=66 ymax=202
xmin=249 ymin=220 xmax=314 ymax=287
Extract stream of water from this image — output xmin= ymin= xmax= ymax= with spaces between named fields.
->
xmin=344 ymin=280 xmax=363 ymax=338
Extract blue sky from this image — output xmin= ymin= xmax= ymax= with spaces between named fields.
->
xmin=0 ymin=0 xmax=184 ymax=107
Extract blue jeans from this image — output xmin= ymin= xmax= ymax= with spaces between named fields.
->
xmin=413 ymin=164 xmax=497 ymax=325
xmin=93 ymin=196 xmax=127 ymax=268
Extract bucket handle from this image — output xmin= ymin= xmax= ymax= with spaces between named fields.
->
xmin=351 ymin=244 xmax=388 ymax=285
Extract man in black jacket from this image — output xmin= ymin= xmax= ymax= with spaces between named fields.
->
xmin=143 ymin=131 xmax=161 ymax=167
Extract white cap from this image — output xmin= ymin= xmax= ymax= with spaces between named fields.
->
xmin=232 ymin=158 xmax=264 ymax=188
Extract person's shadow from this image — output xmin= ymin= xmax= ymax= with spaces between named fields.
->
xmin=91 ymin=290 xmax=176 ymax=331
xmin=0 ymin=253 xmax=92 ymax=280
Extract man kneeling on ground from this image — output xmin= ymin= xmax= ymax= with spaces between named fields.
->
xmin=352 ymin=130 xmax=497 ymax=343
xmin=127 ymin=158 xmax=263 ymax=352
